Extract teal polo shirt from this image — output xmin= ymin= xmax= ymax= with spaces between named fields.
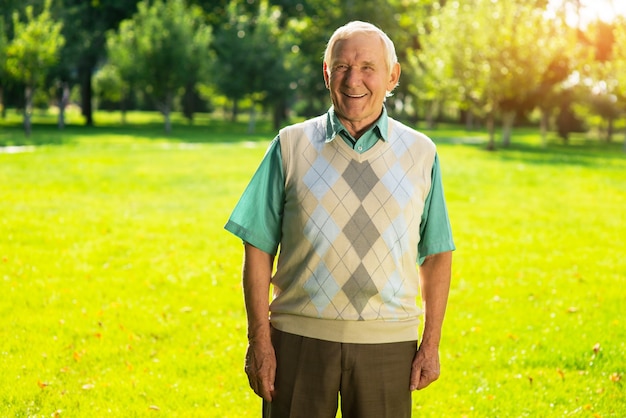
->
xmin=225 ymin=106 xmax=455 ymax=264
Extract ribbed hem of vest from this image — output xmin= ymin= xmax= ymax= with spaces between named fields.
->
xmin=270 ymin=314 xmax=420 ymax=344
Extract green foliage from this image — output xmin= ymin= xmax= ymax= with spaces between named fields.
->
xmin=93 ymin=63 xmax=124 ymax=104
xmin=0 ymin=20 xmax=6 ymax=76
xmin=1 ymin=0 xmax=626 ymax=147
xmin=5 ymin=0 xmax=64 ymax=86
xmin=213 ymin=0 xmax=302 ymax=126
xmin=0 ymin=114 xmax=625 ymax=416
xmin=106 ymin=0 xmax=214 ymax=132
xmin=4 ymin=0 xmax=64 ymax=135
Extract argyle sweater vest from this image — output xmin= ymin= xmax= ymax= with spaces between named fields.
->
xmin=270 ymin=115 xmax=436 ymax=344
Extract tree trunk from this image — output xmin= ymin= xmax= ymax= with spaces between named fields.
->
xmin=231 ymin=99 xmax=239 ymax=122
xmin=24 ymin=85 xmax=33 ymax=137
xmin=248 ymin=103 xmax=257 ymax=134
xmin=540 ymin=107 xmax=549 ymax=147
xmin=120 ymin=92 xmax=127 ymax=125
xmin=0 ymin=86 xmax=4 ymax=119
xmin=606 ymin=117 xmax=613 ymax=143
xmin=465 ymin=111 xmax=475 ymax=130
xmin=58 ymin=82 xmax=70 ymax=130
xmin=273 ymin=99 xmax=287 ymax=131
xmin=79 ymin=67 xmax=94 ymax=126
xmin=502 ymin=111 xmax=515 ymax=147
xmin=425 ymin=100 xmax=437 ymax=130
xmin=164 ymin=108 xmax=171 ymax=134
xmin=160 ymin=92 xmax=174 ymax=134
xmin=486 ymin=113 xmax=496 ymax=151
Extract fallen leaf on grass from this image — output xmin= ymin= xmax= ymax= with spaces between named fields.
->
xmin=149 ymin=405 xmax=160 ymax=411
xmin=610 ymin=372 xmax=622 ymax=383
xmin=557 ymin=369 xmax=565 ymax=380
xmin=73 ymin=351 xmax=83 ymax=362
xmin=593 ymin=343 xmax=601 ymax=354
xmin=82 ymin=384 xmax=95 ymax=390
xmin=37 ymin=380 xmax=50 ymax=389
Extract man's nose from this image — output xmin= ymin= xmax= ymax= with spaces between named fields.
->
xmin=344 ymin=67 xmax=361 ymax=86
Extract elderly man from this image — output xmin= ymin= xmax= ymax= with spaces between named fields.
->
xmin=225 ymin=21 xmax=454 ymax=418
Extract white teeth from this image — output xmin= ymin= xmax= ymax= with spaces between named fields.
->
xmin=346 ymin=93 xmax=366 ymax=98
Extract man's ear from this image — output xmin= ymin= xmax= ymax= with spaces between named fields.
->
xmin=388 ymin=62 xmax=401 ymax=92
xmin=323 ymin=62 xmax=330 ymax=89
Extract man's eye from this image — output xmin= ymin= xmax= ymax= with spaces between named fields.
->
xmin=335 ymin=65 xmax=348 ymax=71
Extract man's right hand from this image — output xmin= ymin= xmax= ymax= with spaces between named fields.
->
xmin=244 ymin=337 xmax=276 ymax=402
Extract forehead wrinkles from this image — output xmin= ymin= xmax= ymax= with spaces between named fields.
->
xmin=331 ymin=35 xmax=385 ymax=68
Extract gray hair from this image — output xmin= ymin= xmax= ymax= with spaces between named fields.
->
xmin=323 ymin=21 xmax=399 ymax=95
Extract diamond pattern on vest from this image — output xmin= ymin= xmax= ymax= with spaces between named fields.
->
xmin=342 ymin=205 xmax=380 ymax=259
xmin=342 ymin=160 xmax=379 ymax=201
xmin=381 ymin=162 xmax=414 ymax=208
xmin=341 ymin=263 xmax=378 ymax=319
xmin=303 ymin=205 xmax=340 ymax=257
xmin=379 ymin=269 xmax=409 ymax=316
xmin=301 ymin=151 xmax=411 ymax=319
xmin=284 ymin=122 xmax=432 ymax=321
xmin=303 ymin=261 xmax=341 ymax=314
xmin=390 ymin=129 xmax=416 ymax=157
xmin=382 ymin=214 xmax=410 ymax=261
xmin=273 ymin=116 xmax=434 ymax=330
xmin=304 ymin=155 xmax=341 ymax=200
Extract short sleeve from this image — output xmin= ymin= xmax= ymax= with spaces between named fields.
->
xmin=224 ymin=137 xmax=285 ymax=255
xmin=418 ymin=153 xmax=455 ymax=264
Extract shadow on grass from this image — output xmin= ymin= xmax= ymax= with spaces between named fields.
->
xmin=419 ymin=124 xmax=626 ymax=169
xmin=0 ymin=117 xmax=278 ymax=147
xmin=2 ymin=116 xmax=624 ymax=170
xmin=488 ymin=140 xmax=626 ymax=169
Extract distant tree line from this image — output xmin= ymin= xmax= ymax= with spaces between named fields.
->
xmin=1 ymin=0 xmax=625 ymax=148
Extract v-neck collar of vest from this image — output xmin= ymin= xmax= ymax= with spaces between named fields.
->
xmin=324 ymin=111 xmax=396 ymax=163
xmin=330 ymin=122 xmax=393 ymax=162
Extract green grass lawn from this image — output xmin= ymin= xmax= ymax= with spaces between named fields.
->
xmin=1 ymin=111 xmax=625 ymax=417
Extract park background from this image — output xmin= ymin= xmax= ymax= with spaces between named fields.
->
xmin=1 ymin=0 xmax=625 ymax=416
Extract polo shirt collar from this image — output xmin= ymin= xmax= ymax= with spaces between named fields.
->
xmin=325 ymin=106 xmax=390 ymax=143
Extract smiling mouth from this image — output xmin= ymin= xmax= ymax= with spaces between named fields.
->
xmin=344 ymin=92 xmax=367 ymax=98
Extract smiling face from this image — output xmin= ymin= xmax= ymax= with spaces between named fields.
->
xmin=323 ymin=32 xmax=400 ymax=138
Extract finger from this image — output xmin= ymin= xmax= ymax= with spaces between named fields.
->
xmin=409 ymin=364 xmax=421 ymax=391
xmin=417 ymin=370 xmax=439 ymax=390
xmin=258 ymin=380 xmax=275 ymax=402
xmin=247 ymin=366 xmax=275 ymax=401
xmin=260 ymin=363 xmax=276 ymax=401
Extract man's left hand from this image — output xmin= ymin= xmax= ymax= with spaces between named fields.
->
xmin=409 ymin=344 xmax=441 ymax=391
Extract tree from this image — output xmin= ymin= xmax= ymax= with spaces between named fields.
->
xmin=414 ymin=0 xmax=568 ymax=149
xmin=106 ymin=0 xmax=214 ymax=133
xmin=404 ymin=0 xmax=462 ymax=128
xmin=247 ymin=1 xmax=303 ymax=130
xmin=612 ymin=18 xmax=626 ymax=151
xmin=0 ymin=19 xmax=7 ymax=117
xmin=55 ymin=0 xmax=141 ymax=126
xmin=580 ymin=20 xmax=621 ymax=143
xmin=5 ymin=0 xmax=65 ymax=136
xmin=213 ymin=0 xmax=302 ymax=130
xmin=93 ymin=63 xmax=127 ymax=122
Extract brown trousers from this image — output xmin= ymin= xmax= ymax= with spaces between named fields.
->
xmin=263 ymin=327 xmax=417 ymax=418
